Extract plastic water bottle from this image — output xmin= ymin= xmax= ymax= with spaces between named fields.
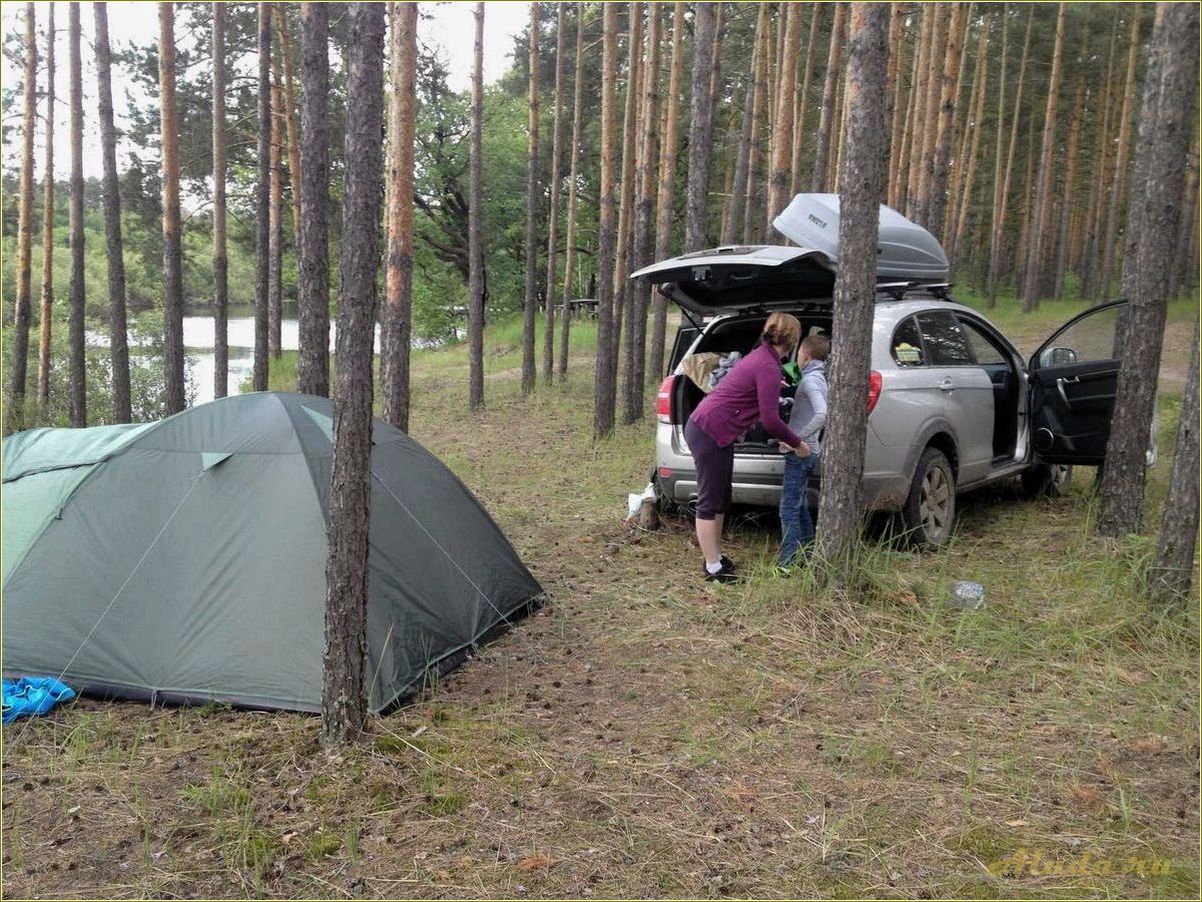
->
xmin=948 ymin=580 xmax=985 ymax=611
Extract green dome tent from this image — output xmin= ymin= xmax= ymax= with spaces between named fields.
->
xmin=1 ymin=392 xmax=542 ymax=713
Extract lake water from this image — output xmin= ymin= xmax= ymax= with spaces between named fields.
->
xmin=90 ymin=304 xmax=391 ymax=406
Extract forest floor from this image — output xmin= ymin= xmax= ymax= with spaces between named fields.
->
xmin=3 ymin=294 xmax=1199 ymax=899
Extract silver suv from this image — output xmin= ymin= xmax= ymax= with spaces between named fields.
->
xmin=636 ymin=244 xmax=1132 ymax=546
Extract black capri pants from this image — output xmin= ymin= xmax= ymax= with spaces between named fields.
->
xmin=685 ymin=418 xmax=734 ymax=521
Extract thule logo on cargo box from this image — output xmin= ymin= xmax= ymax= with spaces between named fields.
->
xmin=807 ymin=213 xmax=828 ymax=229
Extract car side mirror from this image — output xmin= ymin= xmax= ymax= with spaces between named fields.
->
xmin=1039 ymin=346 xmax=1078 ymax=368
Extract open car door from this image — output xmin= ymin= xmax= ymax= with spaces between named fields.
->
xmin=1028 ymin=300 xmax=1127 ymax=465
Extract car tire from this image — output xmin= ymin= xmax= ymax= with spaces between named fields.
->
xmin=899 ymin=447 xmax=956 ymax=548
xmin=1020 ymin=463 xmax=1072 ymax=499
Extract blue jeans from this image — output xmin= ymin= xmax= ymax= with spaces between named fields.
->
xmin=779 ymin=452 xmax=817 ymax=565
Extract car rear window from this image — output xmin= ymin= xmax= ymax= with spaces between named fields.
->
xmin=917 ymin=311 xmax=975 ymax=366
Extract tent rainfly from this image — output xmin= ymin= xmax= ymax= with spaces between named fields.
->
xmin=1 ymin=392 xmax=543 ymax=713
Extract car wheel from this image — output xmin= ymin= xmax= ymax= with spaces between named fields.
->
xmin=1020 ymin=463 xmax=1072 ymax=499
xmin=900 ymin=447 xmax=956 ymax=548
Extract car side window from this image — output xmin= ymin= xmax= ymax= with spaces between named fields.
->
xmin=1036 ymin=304 xmax=1122 ymax=368
xmin=891 ymin=316 xmax=925 ymax=366
xmin=958 ymin=317 xmax=1008 ymax=365
xmin=917 ymin=311 xmax=975 ymax=366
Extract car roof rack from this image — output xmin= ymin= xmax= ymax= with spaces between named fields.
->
xmin=876 ymin=280 xmax=954 ymax=301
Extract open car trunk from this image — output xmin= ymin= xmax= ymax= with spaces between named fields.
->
xmin=673 ymin=311 xmax=833 ymax=454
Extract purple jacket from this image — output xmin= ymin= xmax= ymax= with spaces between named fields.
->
xmin=689 ymin=342 xmax=802 ymax=448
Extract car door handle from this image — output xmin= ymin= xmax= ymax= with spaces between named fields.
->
xmin=939 ymin=379 xmax=954 ymax=392
xmin=1056 ymin=375 xmax=1080 ymax=407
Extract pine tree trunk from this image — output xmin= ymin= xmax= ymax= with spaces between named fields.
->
xmin=766 ymin=2 xmax=800 ymax=227
xmin=927 ymin=1 xmax=967 ymax=240
xmin=269 ymin=50 xmax=284 ymax=358
xmin=1019 ymin=2 xmax=1066 ymax=313
xmin=67 ymin=1 xmax=85 ymax=427
xmin=791 ymin=1 xmax=823 ymax=199
xmin=722 ymin=73 xmax=754 ymax=245
xmin=987 ymin=5 xmax=1032 ymax=308
xmin=95 ymin=3 xmax=131 ymax=423
xmin=949 ymin=21 xmax=988 ymax=264
xmin=1096 ymin=3 xmax=1198 ymax=538
xmin=649 ymin=1 xmax=684 ymax=382
xmin=683 ymin=0 xmax=716 ymax=251
xmin=818 ymin=1 xmax=889 ymax=561
xmin=468 ymin=2 xmax=487 ymax=410
xmin=811 ymin=2 xmax=847 ymax=192
xmin=212 ymin=2 xmax=229 ymax=400
xmin=543 ymin=2 xmax=568 ymax=384
xmin=1152 ymin=316 xmax=1200 ymax=600
xmin=1053 ymin=79 xmax=1084 ymax=299
xmin=520 ymin=2 xmax=541 ymax=396
xmin=1014 ymin=131 xmax=1036 ymax=285
xmin=1081 ymin=12 xmax=1119 ymax=296
xmin=623 ymin=0 xmax=662 ymax=423
xmin=381 ymin=1 xmax=417 ymax=430
xmin=829 ymin=59 xmax=847 ymax=191
xmin=297 ymin=1 xmax=330 ymax=397
xmin=36 ymin=2 xmax=55 ymax=416
xmin=159 ymin=3 xmax=186 ymax=414
xmin=275 ymin=5 xmax=303 ymax=255
xmin=611 ymin=1 xmax=643 ymax=402
xmin=322 ymin=1 xmax=386 ymax=747
xmin=593 ymin=2 xmax=620 ymax=437
xmin=884 ymin=1 xmax=905 ymax=206
xmin=914 ymin=3 xmax=947 ymax=225
xmin=742 ymin=2 xmax=769 ymax=243
xmin=1097 ymin=9 xmax=1141 ymax=302
xmin=895 ymin=8 xmax=923 ymax=211
xmin=254 ymin=2 xmax=272 ymax=392
xmin=557 ymin=4 xmax=587 ymax=379
xmin=1171 ymin=135 xmax=1200 ymax=298
xmin=8 ymin=2 xmax=37 ymax=433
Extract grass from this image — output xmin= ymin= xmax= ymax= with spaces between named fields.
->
xmin=3 ymin=292 xmax=1198 ymax=899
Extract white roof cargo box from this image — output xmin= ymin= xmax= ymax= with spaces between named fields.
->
xmin=772 ymin=193 xmax=950 ymax=283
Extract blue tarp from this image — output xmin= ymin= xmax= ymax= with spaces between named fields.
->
xmin=2 ymin=677 xmax=75 ymax=724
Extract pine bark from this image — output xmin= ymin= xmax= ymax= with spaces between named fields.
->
xmin=557 ymin=4 xmax=587 ymax=379
xmin=593 ymin=2 xmax=620 ymax=437
xmin=95 ymin=3 xmax=131 ymax=423
xmin=1019 ymin=2 xmax=1066 ymax=313
xmin=611 ymin=1 xmax=644 ymax=399
xmin=1081 ymin=12 xmax=1120 ymax=298
xmin=927 ymin=1 xmax=967 ymax=240
xmin=159 ymin=3 xmax=185 ymax=414
xmin=1097 ymin=9 xmax=1141 ymax=301
xmin=269 ymin=47 xmax=284 ymax=358
xmin=543 ymin=2 xmax=568 ymax=383
xmin=521 ymin=3 xmax=541 ymax=397
xmin=382 ymin=1 xmax=417 ymax=430
xmin=1052 ymin=79 xmax=1085 ymax=300
xmin=1096 ymin=3 xmax=1198 ymax=538
xmin=254 ymin=2 xmax=272 ymax=392
xmin=949 ymin=21 xmax=988 ymax=264
xmin=212 ymin=2 xmax=229 ymax=399
xmin=722 ymin=72 xmax=754 ymax=245
xmin=883 ymin=1 xmax=905 ymax=206
xmin=67 ymin=1 xmax=85 ymax=427
xmin=818 ymin=1 xmax=889 ymax=561
xmin=8 ymin=2 xmax=37 ymax=432
xmin=766 ymin=2 xmax=800 ymax=227
xmin=1152 ymin=316 xmax=1200 ymax=601
xmin=791 ymin=2 xmax=823 ymax=199
xmin=36 ymin=2 xmax=55 ymax=415
xmin=914 ymin=3 xmax=947 ymax=224
xmin=742 ymin=2 xmax=770 ymax=243
xmin=986 ymin=5 xmax=1032 ymax=307
xmin=468 ymin=3 xmax=486 ymax=410
xmin=275 ymin=5 xmax=303 ymax=255
xmin=297 ymin=1 xmax=330 ymax=397
xmin=683 ymin=0 xmax=716 ymax=251
xmin=623 ymin=0 xmax=662 ymax=423
xmin=649 ymin=2 xmax=684 ymax=382
xmin=894 ymin=8 xmax=923 ymax=210
xmin=810 ymin=2 xmax=847 ymax=192
xmin=322 ymin=1 xmax=386 ymax=747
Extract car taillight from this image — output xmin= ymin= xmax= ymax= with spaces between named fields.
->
xmin=867 ymin=370 xmax=883 ymax=413
xmin=657 ymin=375 xmax=676 ymax=424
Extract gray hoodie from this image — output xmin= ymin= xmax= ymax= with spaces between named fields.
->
xmin=786 ymin=359 xmax=828 ymax=455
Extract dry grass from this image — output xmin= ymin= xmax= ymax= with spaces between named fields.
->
xmin=3 ymin=301 xmax=1199 ymax=899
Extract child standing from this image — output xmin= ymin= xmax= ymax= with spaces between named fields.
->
xmin=778 ymin=334 xmax=830 ymax=567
